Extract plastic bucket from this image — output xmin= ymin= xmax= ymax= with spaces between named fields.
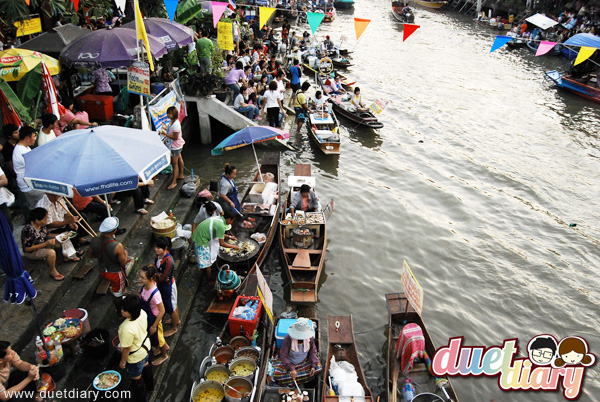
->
xmin=223 ymin=376 xmax=253 ymax=402
xmin=171 ymin=237 xmax=188 ymax=260
xmin=190 ymin=380 xmax=225 ymax=402
xmin=79 ymin=308 xmax=91 ymax=335
xmin=228 ymin=357 xmax=256 ymax=381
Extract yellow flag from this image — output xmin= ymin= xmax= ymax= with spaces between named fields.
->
xmin=574 ymin=46 xmax=596 ymax=66
xmin=134 ymin=0 xmax=154 ymax=71
xmin=259 ymin=7 xmax=276 ymax=30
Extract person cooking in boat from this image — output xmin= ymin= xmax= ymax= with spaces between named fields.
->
xmin=273 ymin=318 xmax=322 ymax=386
xmin=351 ymin=87 xmax=369 ymax=113
xmin=217 ymin=164 xmax=241 ymax=220
xmin=289 ymin=184 xmax=319 ymax=214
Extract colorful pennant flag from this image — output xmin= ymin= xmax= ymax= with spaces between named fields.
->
xmin=489 ymin=35 xmax=512 ymax=53
xmin=41 ymin=61 xmax=66 ymax=119
xmin=403 ymin=24 xmax=420 ymax=42
xmin=115 ymin=0 xmax=126 ymax=12
xmin=535 ymin=41 xmax=557 ymax=57
xmin=211 ymin=2 xmax=229 ymax=28
xmin=307 ymin=12 xmax=325 ymax=35
xmin=260 ymin=7 xmax=276 ymax=30
xmin=228 ymin=0 xmax=236 ymax=10
xmin=164 ymin=0 xmax=179 ymax=22
xmin=24 ymin=0 xmax=30 ymax=5
xmin=135 ymin=0 xmax=154 ymax=71
xmin=574 ymin=46 xmax=596 ymax=66
xmin=72 ymin=0 xmax=79 ymax=11
xmin=354 ymin=18 xmax=371 ymax=41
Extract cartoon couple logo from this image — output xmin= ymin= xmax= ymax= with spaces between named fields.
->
xmin=527 ymin=334 xmax=596 ymax=368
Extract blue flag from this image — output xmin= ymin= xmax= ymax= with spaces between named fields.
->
xmin=164 ymin=0 xmax=179 ymax=22
xmin=489 ymin=35 xmax=513 ymax=53
xmin=307 ymin=12 xmax=325 ymax=35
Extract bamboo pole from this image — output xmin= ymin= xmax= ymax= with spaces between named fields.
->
xmin=58 ymin=198 xmax=97 ymax=237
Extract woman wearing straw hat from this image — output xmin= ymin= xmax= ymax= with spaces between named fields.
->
xmin=272 ymin=318 xmax=322 ymax=386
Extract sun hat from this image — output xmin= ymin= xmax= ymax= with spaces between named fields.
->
xmin=99 ymin=217 xmax=119 ymax=233
xmin=288 ymin=318 xmax=314 ymax=340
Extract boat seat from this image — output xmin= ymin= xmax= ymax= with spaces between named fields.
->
xmin=292 ymin=249 xmax=311 ymax=268
xmin=290 ymin=265 xmax=319 ymax=272
xmin=283 ymin=248 xmax=322 ymax=254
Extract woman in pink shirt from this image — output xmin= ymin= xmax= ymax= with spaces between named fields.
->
xmin=162 ymin=106 xmax=185 ymax=190
xmin=139 ymin=265 xmax=170 ymax=366
xmin=58 ymin=98 xmax=97 ymax=134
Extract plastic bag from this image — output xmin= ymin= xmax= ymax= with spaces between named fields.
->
xmin=180 ymin=182 xmax=196 ymax=198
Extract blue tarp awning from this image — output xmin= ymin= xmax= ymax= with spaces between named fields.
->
xmin=564 ymin=33 xmax=600 ymax=49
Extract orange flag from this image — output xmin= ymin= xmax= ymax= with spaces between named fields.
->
xmin=24 ymin=0 xmax=30 ymax=4
xmin=72 ymin=0 xmax=79 ymax=11
xmin=354 ymin=18 xmax=371 ymax=40
xmin=403 ymin=24 xmax=420 ymax=42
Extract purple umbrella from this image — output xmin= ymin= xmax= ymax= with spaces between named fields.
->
xmin=59 ymin=27 xmax=168 ymax=69
xmin=122 ymin=18 xmax=195 ymax=51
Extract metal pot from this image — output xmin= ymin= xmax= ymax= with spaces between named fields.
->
xmin=234 ymin=347 xmax=260 ymax=363
xmin=204 ymin=364 xmax=231 ymax=383
xmin=212 ymin=345 xmax=235 ymax=364
xmin=292 ymin=226 xmax=313 ymax=248
xmin=229 ymin=336 xmax=250 ymax=350
xmin=228 ymin=357 xmax=256 ymax=381
xmin=171 ymin=237 xmax=188 ymax=260
xmin=190 ymin=380 xmax=225 ymax=402
xmin=223 ymin=376 xmax=253 ymax=402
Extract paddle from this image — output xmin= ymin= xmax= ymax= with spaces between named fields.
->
xmin=390 ymin=353 xmax=400 ymax=402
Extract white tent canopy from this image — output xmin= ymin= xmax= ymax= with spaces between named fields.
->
xmin=526 ymin=13 xmax=559 ymax=30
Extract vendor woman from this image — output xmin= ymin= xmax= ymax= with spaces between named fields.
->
xmin=273 ymin=318 xmax=322 ymax=386
xmin=217 ymin=164 xmax=241 ymax=220
xmin=289 ymin=184 xmax=319 ymax=214
xmin=192 ymin=202 xmax=240 ymax=277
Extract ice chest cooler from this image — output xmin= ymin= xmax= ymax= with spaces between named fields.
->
xmin=228 ymin=295 xmax=262 ymax=337
xmin=275 ymin=319 xmax=314 ymax=350
xmin=78 ymin=94 xmax=114 ymax=121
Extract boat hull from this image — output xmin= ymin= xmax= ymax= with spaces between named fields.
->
xmin=413 ymin=0 xmax=446 ymax=9
xmin=330 ymin=101 xmax=384 ymax=129
xmin=334 ymin=0 xmax=354 ymax=8
xmin=546 ymin=70 xmax=600 ymax=104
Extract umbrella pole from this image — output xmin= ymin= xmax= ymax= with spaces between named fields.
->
xmin=252 ymin=143 xmax=263 ymax=183
xmin=104 ymin=194 xmax=112 ymax=217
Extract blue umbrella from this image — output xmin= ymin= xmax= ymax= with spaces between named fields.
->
xmin=211 ymin=126 xmax=290 ymax=156
xmin=0 ymin=212 xmax=37 ymax=304
xmin=24 ymin=125 xmax=170 ymax=197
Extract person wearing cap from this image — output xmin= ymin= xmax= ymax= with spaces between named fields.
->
xmin=322 ymin=35 xmax=333 ymax=54
xmin=89 ymin=217 xmax=130 ymax=317
xmin=273 ymin=318 xmax=322 ymax=386
xmin=192 ymin=202 xmax=239 ymax=278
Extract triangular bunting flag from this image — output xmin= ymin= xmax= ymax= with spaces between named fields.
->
xmin=489 ymin=35 xmax=512 ymax=53
xmin=307 ymin=12 xmax=325 ymax=35
xmin=403 ymin=24 xmax=420 ymax=42
xmin=164 ymin=0 xmax=179 ymax=22
xmin=574 ymin=46 xmax=596 ymax=66
xmin=354 ymin=18 xmax=371 ymax=40
xmin=72 ymin=0 xmax=79 ymax=11
xmin=211 ymin=2 xmax=229 ymax=28
xmin=115 ymin=0 xmax=126 ymax=12
xmin=24 ymin=0 xmax=30 ymax=5
xmin=135 ymin=0 xmax=154 ymax=71
xmin=535 ymin=41 xmax=557 ymax=57
xmin=260 ymin=7 xmax=276 ymax=29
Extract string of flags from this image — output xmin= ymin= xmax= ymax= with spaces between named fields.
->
xmin=490 ymin=35 xmax=598 ymax=65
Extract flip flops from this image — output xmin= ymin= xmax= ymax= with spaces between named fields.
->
xmin=50 ymin=273 xmax=65 ymax=281
xmin=136 ymin=208 xmax=148 ymax=214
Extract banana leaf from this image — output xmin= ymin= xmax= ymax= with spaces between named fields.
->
xmin=0 ymin=78 xmax=31 ymax=122
xmin=175 ymin=0 xmax=204 ymax=25
xmin=17 ymin=63 xmax=42 ymax=109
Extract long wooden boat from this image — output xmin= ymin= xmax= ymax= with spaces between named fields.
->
xmin=386 ymin=293 xmax=459 ymax=402
xmin=331 ymin=58 xmax=352 ymax=69
xmin=279 ymin=164 xmax=327 ymax=304
xmin=307 ymin=106 xmax=341 ymax=155
xmin=545 ymin=70 xmax=600 ymax=104
xmin=392 ymin=1 xmax=415 ymax=23
xmin=192 ymin=277 xmax=274 ymax=402
xmin=412 ymin=0 xmax=446 ymax=9
xmin=329 ymin=100 xmax=384 ymax=130
xmin=322 ymin=315 xmax=374 ymax=402
xmin=334 ymin=0 xmax=354 ymax=9
xmin=207 ymin=152 xmax=281 ymax=314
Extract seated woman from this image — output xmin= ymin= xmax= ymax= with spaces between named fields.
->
xmin=21 ymin=207 xmax=65 ymax=281
xmin=272 ymin=318 xmax=322 ymax=386
xmin=0 ymin=341 xmax=40 ymax=402
xmin=351 ymin=87 xmax=368 ymax=113
xmin=289 ymin=184 xmax=319 ymax=215
xmin=59 ymin=98 xmax=98 ymax=133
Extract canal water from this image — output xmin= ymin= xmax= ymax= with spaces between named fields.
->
xmin=158 ymin=1 xmax=600 ymax=401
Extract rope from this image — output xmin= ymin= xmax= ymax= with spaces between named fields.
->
xmin=354 ymin=324 xmax=387 ymax=335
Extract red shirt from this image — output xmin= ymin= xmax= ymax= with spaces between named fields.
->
xmin=72 ymin=189 xmax=92 ymax=210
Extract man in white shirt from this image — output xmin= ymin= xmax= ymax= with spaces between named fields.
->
xmin=13 ymin=126 xmax=44 ymax=219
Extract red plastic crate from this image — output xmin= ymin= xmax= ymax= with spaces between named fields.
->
xmin=77 ymin=94 xmax=114 ymax=121
xmin=228 ymin=295 xmax=262 ymax=337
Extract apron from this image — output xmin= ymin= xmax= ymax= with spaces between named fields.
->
xmin=221 ymin=174 xmax=241 ymax=213
xmin=140 ymin=287 xmax=160 ymax=347
xmin=196 ymin=217 xmax=222 ymax=269
xmin=208 ymin=216 xmax=221 ymax=265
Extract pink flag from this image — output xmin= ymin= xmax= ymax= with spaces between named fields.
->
xmin=535 ymin=41 xmax=557 ymax=57
xmin=212 ymin=2 xmax=229 ymax=28
xmin=41 ymin=61 xmax=65 ymax=120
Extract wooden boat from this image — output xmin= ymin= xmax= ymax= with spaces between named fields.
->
xmin=192 ymin=278 xmax=274 ymax=402
xmin=331 ymin=57 xmax=352 ymax=69
xmin=206 ymin=152 xmax=281 ymax=314
xmin=411 ymin=0 xmax=446 ymax=9
xmin=545 ymin=70 xmax=600 ymax=104
xmin=475 ymin=18 xmax=511 ymax=30
xmin=329 ymin=99 xmax=384 ymax=130
xmin=323 ymin=8 xmax=336 ymax=22
xmin=392 ymin=1 xmax=415 ymax=23
xmin=307 ymin=105 xmax=341 ymax=155
xmin=322 ymin=315 xmax=374 ymax=402
xmin=506 ymin=37 xmax=527 ymax=49
xmin=334 ymin=0 xmax=354 ymax=9
xmin=279 ymin=164 xmax=327 ymax=304
xmin=386 ymin=293 xmax=459 ymax=402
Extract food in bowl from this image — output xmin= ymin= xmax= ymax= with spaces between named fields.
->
xmin=66 ymin=318 xmax=80 ymax=327
xmin=94 ymin=372 xmax=120 ymax=390
xmin=206 ymin=369 xmax=229 ymax=383
xmin=226 ymin=386 xmax=251 ymax=398
xmin=230 ymin=361 xmax=255 ymax=377
xmin=42 ymin=326 xmax=57 ymax=336
xmin=193 ymin=387 xmax=224 ymax=402
xmin=62 ymin=326 xmax=78 ymax=338
xmin=152 ymin=219 xmax=175 ymax=229
xmin=53 ymin=318 xmax=66 ymax=327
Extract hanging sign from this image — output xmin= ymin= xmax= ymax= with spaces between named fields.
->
xmin=369 ymin=98 xmax=389 ymax=115
xmin=217 ymin=22 xmax=234 ymax=51
xmin=401 ymin=260 xmax=424 ymax=316
xmin=127 ymin=61 xmax=151 ymax=97
xmin=14 ymin=17 xmax=42 ymax=37
xmin=148 ymin=91 xmax=178 ymax=131
xmin=318 ymin=57 xmax=333 ymax=74
xmin=255 ymin=265 xmax=274 ymax=325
